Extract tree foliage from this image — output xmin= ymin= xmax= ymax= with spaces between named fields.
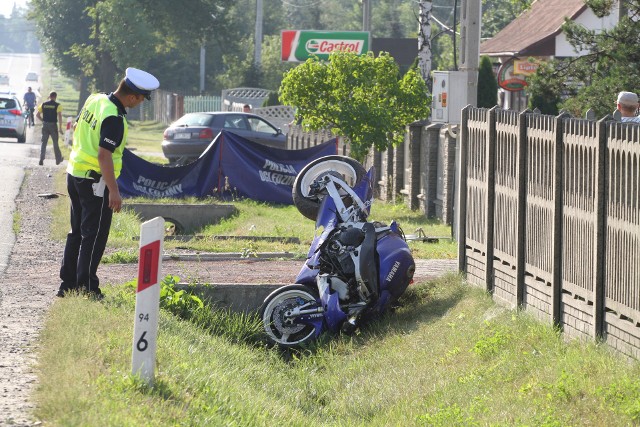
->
xmin=0 ymin=7 xmax=39 ymax=53
xmin=279 ymin=52 xmax=430 ymax=161
xmin=23 ymin=0 xmax=524 ymax=103
xmin=527 ymin=1 xmax=640 ymax=117
xmin=477 ymin=55 xmax=498 ymax=108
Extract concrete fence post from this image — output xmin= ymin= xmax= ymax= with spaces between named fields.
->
xmin=441 ymin=124 xmax=458 ymax=224
xmin=392 ymin=140 xmax=405 ymax=204
xmin=485 ymin=106 xmax=498 ymax=293
xmin=552 ymin=113 xmax=570 ymax=326
xmin=406 ymin=122 xmax=424 ymax=210
xmin=421 ymin=123 xmax=442 ymax=217
xmin=516 ymin=109 xmax=532 ymax=306
xmin=592 ymin=116 xmax=609 ymax=338
xmin=457 ymin=106 xmax=470 ymax=272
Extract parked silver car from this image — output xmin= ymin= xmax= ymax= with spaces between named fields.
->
xmin=0 ymin=94 xmax=26 ymax=143
xmin=162 ymin=112 xmax=286 ymax=164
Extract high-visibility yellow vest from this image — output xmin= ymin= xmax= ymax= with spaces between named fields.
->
xmin=67 ymin=93 xmax=128 ymax=178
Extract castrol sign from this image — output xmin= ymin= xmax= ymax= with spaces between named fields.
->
xmin=281 ymin=30 xmax=369 ymax=62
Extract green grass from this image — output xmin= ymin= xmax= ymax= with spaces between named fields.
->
xmin=34 ymin=274 xmax=640 ymax=426
xmin=51 ymin=190 xmax=457 ymax=260
xmin=127 ymin=120 xmax=167 ymax=162
xmin=12 ymin=211 xmax=20 ymax=234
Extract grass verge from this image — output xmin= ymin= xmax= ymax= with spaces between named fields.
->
xmin=51 ymin=193 xmax=457 ymax=259
xmin=34 ymin=274 xmax=640 ymax=426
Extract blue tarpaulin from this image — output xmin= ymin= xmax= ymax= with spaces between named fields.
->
xmin=117 ymin=130 xmax=337 ymax=204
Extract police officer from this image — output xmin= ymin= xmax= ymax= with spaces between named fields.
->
xmin=36 ymin=91 xmax=63 ymax=165
xmin=57 ymin=67 xmax=159 ymax=299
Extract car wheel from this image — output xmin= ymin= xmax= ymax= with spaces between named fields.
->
xmin=17 ymin=131 xmax=26 ymax=143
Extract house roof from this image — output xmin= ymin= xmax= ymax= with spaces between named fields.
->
xmin=480 ymin=0 xmax=587 ymax=57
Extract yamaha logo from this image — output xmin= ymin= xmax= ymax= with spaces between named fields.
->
xmin=385 ymin=261 xmax=401 ymax=282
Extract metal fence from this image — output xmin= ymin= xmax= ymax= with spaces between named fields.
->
xmin=133 ymin=90 xmax=221 ymax=124
xmin=458 ymin=105 xmax=640 ymax=358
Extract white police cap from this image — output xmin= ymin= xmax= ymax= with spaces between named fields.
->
xmin=124 ymin=67 xmax=159 ymax=100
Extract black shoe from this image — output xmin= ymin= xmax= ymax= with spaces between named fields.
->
xmin=83 ymin=288 xmax=104 ymax=301
xmin=56 ymin=159 xmax=63 ymax=165
xmin=89 ymin=292 xmax=105 ymax=301
xmin=56 ymin=289 xmax=66 ymax=297
xmin=39 ymin=160 xmax=43 ymax=166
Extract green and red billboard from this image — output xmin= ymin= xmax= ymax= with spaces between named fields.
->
xmin=281 ymin=30 xmax=370 ymax=62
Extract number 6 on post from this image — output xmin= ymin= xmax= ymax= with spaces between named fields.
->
xmin=132 ymin=216 xmax=164 ymax=386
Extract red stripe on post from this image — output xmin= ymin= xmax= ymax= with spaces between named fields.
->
xmin=137 ymin=240 xmax=160 ymax=292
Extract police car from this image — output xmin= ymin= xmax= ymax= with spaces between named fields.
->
xmin=0 ymin=93 xmax=27 ymax=143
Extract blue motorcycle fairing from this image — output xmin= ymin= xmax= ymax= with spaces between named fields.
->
xmin=369 ymin=289 xmax=390 ymax=315
xmin=315 ymin=194 xmax=339 ymax=230
xmin=293 ymin=313 xmax=325 ymax=338
xmin=287 ymin=282 xmax=346 ymax=337
xmin=320 ymin=281 xmax=348 ymax=332
xmin=376 ymin=232 xmax=415 ymax=300
xmin=295 ymin=223 xmax=336 ymax=284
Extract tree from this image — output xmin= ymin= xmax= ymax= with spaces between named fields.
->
xmin=279 ymin=52 xmax=430 ymax=161
xmin=527 ymin=0 xmax=640 ymax=117
xmin=526 ymin=62 xmax=561 ymax=115
xmin=417 ymin=0 xmax=433 ymax=86
xmin=481 ymin=0 xmax=532 ymax=38
xmin=477 ymin=55 xmax=497 ymax=108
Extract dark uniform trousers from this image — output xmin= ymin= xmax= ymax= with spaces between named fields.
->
xmin=40 ymin=122 xmax=62 ymax=164
xmin=59 ymin=173 xmax=112 ymax=294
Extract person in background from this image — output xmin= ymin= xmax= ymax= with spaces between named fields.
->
xmin=36 ymin=91 xmax=63 ymax=165
xmin=56 ymin=67 xmax=159 ymax=299
xmin=615 ymin=91 xmax=640 ymax=122
xmin=243 ymin=104 xmax=251 ymax=113
xmin=23 ymin=86 xmax=36 ymax=126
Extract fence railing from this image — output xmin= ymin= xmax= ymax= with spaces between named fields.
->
xmin=458 ymin=105 xmax=640 ymax=359
xmin=133 ymin=90 xmax=221 ymax=124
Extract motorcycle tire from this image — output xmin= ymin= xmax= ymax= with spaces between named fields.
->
xmin=292 ymin=155 xmax=367 ymax=221
xmin=260 ymin=284 xmax=321 ymax=348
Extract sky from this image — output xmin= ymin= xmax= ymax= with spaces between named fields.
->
xmin=0 ymin=0 xmax=29 ymax=18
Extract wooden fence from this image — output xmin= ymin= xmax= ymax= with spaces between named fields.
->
xmin=458 ymin=105 xmax=640 ymax=358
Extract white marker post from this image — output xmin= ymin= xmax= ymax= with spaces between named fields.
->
xmin=64 ymin=116 xmax=73 ymax=146
xmin=132 ymin=216 xmax=164 ymax=386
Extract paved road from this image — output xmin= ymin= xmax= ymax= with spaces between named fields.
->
xmin=0 ymin=52 xmax=42 ymax=273
xmin=0 ymin=52 xmax=42 ymax=95
xmin=0 ymin=130 xmax=41 ymax=274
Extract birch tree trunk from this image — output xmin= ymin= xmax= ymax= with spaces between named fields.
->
xmin=418 ymin=0 xmax=433 ymax=89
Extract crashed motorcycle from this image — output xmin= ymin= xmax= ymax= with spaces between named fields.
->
xmin=259 ymin=155 xmax=415 ymax=348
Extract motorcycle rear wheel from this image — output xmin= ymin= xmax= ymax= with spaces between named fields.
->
xmin=260 ymin=284 xmax=321 ymax=348
xmin=293 ymin=155 xmax=367 ymax=221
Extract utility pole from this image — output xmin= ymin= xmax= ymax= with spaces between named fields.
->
xmin=362 ymin=0 xmax=371 ymax=32
xmin=254 ymin=0 xmax=263 ymax=66
xmin=199 ymin=45 xmax=205 ymax=94
xmin=459 ymin=0 xmax=481 ymax=107
xmin=454 ymin=0 xmax=481 ymax=243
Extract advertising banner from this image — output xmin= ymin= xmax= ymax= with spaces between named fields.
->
xmin=117 ymin=131 xmax=337 ymax=204
xmin=513 ymin=58 xmax=540 ymax=76
xmin=497 ymin=59 xmax=528 ymax=91
xmin=281 ymin=30 xmax=369 ymax=62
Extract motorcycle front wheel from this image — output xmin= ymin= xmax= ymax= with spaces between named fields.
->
xmin=293 ymin=155 xmax=367 ymax=220
xmin=260 ymin=284 xmax=321 ymax=348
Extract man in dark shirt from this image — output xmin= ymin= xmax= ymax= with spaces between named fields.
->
xmin=35 ymin=91 xmax=63 ymax=165
xmin=23 ymin=87 xmax=36 ymax=126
